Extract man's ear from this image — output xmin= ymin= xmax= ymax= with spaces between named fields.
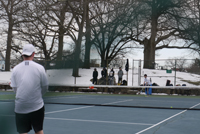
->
xmin=31 ymin=52 xmax=35 ymax=58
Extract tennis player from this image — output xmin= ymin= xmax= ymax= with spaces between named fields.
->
xmin=11 ymin=44 xmax=49 ymax=134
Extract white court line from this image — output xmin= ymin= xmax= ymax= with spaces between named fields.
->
xmin=45 ymin=106 xmax=93 ymax=114
xmin=103 ymin=99 xmax=133 ymax=105
xmin=45 ymin=117 xmax=154 ymax=126
xmin=45 ymin=99 xmax=133 ymax=115
xmin=189 ymin=103 xmax=200 ymax=109
xmin=135 ymin=102 xmax=200 ymax=134
xmin=45 ymin=96 xmax=80 ymax=100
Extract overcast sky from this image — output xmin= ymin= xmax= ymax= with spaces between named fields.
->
xmin=132 ymin=48 xmax=197 ymax=60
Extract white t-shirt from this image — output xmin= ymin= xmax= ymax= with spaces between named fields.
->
xmin=11 ymin=60 xmax=49 ymax=114
xmin=144 ymin=77 xmax=151 ymax=85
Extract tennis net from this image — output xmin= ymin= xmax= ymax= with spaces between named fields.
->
xmin=43 ymin=86 xmax=200 ymax=110
xmin=1 ymin=86 xmax=200 ymax=110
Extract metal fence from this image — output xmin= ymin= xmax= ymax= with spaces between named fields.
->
xmin=132 ymin=59 xmax=200 ymax=86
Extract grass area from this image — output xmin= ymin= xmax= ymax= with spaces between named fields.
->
xmin=44 ymin=91 xmax=200 ymax=99
xmin=0 ymin=93 xmax=15 ymax=100
xmin=44 ymin=92 xmax=80 ymax=97
xmin=0 ymin=91 xmax=200 ymax=100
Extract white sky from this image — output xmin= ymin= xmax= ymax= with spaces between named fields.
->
xmin=91 ymin=42 xmax=198 ymax=61
xmin=127 ymin=48 xmax=197 ymax=60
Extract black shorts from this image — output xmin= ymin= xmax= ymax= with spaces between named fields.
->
xmin=15 ymin=106 xmax=45 ymax=133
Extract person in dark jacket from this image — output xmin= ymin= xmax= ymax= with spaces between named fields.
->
xmin=166 ymin=80 xmax=173 ymax=86
xmin=93 ymin=68 xmax=98 ymax=84
xmin=101 ymin=67 xmax=107 ymax=78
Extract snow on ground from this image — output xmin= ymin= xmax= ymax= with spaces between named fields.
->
xmin=0 ymin=67 xmax=200 ymax=87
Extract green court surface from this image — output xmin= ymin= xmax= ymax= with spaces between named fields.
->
xmin=0 ymin=91 xmax=200 ymax=134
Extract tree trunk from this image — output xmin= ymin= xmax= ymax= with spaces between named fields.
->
xmin=43 ymin=48 xmax=51 ymax=69
xmin=5 ymin=20 xmax=13 ymax=71
xmin=72 ymin=42 xmax=81 ymax=77
xmin=143 ymin=1 xmax=157 ymax=69
xmin=72 ymin=27 xmax=83 ymax=77
xmin=72 ymin=0 xmax=87 ymax=77
xmin=83 ymin=3 xmax=91 ymax=69
xmin=143 ymin=41 xmax=156 ymax=69
xmin=101 ymin=58 xmax=106 ymax=67
xmin=83 ymin=43 xmax=91 ymax=68
xmin=72 ymin=20 xmax=84 ymax=77
xmin=56 ymin=6 xmax=66 ymax=68
xmin=143 ymin=39 xmax=151 ymax=69
xmin=57 ymin=29 xmax=64 ymax=68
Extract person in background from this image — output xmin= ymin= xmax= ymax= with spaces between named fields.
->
xmin=118 ymin=67 xmax=123 ymax=85
xmin=101 ymin=67 xmax=107 ymax=78
xmin=92 ymin=68 xmax=98 ymax=85
xmin=10 ymin=44 xmax=49 ymax=134
xmin=109 ymin=68 xmax=115 ymax=85
xmin=166 ymin=80 xmax=173 ymax=86
xmin=166 ymin=80 xmax=170 ymax=86
xmin=143 ymin=74 xmax=152 ymax=95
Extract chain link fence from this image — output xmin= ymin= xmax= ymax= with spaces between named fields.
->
xmin=133 ymin=59 xmax=200 ymax=86
xmin=2 ymin=58 xmax=200 ymax=87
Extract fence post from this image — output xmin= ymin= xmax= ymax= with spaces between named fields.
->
xmin=138 ymin=59 xmax=141 ymax=86
xmin=174 ymin=59 xmax=177 ymax=86
xmin=106 ymin=59 xmax=108 ymax=85
xmin=132 ymin=59 xmax=134 ymax=86
xmin=74 ymin=76 xmax=76 ymax=84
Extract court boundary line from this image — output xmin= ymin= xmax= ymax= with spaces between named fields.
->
xmin=45 ymin=106 xmax=93 ymax=114
xmin=135 ymin=102 xmax=200 ymax=134
xmin=45 ymin=99 xmax=134 ymax=115
xmin=101 ymin=99 xmax=133 ymax=105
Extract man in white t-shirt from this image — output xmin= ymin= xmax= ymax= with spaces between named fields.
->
xmin=143 ymin=74 xmax=151 ymax=86
xmin=143 ymin=74 xmax=151 ymax=95
xmin=11 ymin=44 xmax=48 ymax=134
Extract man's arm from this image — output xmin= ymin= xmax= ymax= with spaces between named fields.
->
xmin=12 ymin=87 xmax=17 ymax=92
xmin=143 ymin=78 xmax=146 ymax=86
xmin=41 ymin=86 xmax=48 ymax=96
xmin=41 ymin=68 xmax=49 ymax=96
xmin=10 ymin=71 xmax=17 ymax=92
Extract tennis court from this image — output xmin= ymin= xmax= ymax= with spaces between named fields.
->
xmin=0 ymin=92 xmax=200 ymax=134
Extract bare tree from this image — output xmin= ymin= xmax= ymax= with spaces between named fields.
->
xmin=14 ymin=0 xmax=77 ymax=69
xmin=63 ymin=0 xmax=87 ymax=76
xmin=15 ymin=1 xmax=57 ymax=62
xmin=175 ymin=0 xmax=200 ymax=55
xmin=165 ymin=57 xmax=188 ymax=71
xmin=91 ymin=0 xmax=139 ymax=67
xmin=187 ymin=58 xmax=200 ymax=74
xmin=129 ymin=0 xmax=191 ymax=69
xmin=82 ymin=0 xmax=91 ymax=69
xmin=0 ymin=0 xmax=29 ymax=71
xmin=38 ymin=0 xmax=74 ymax=65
